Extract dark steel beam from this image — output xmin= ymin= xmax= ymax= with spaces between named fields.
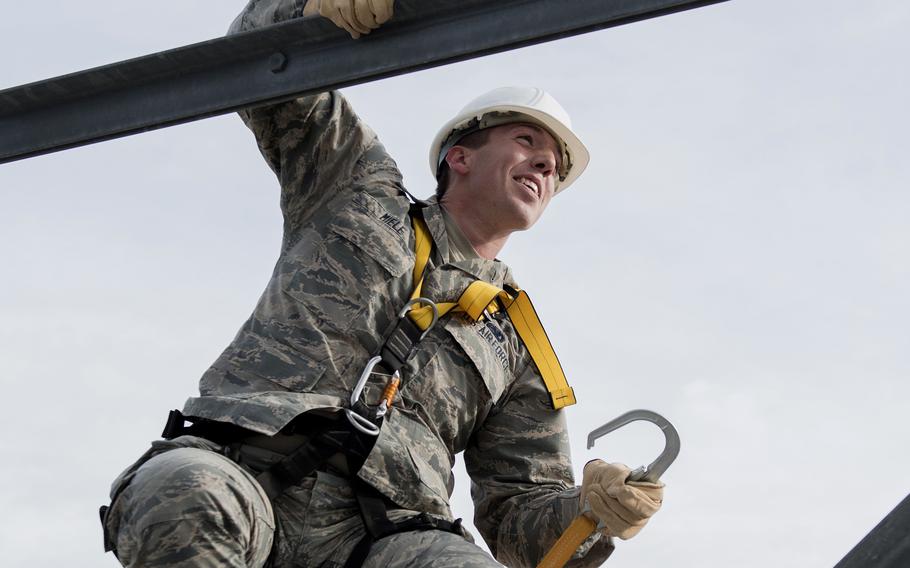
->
xmin=0 ymin=0 xmax=729 ymax=164
xmin=835 ymin=494 xmax=910 ymax=568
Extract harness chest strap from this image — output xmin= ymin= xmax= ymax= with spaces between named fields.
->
xmin=407 ymin=216 xmax=576 ymax=410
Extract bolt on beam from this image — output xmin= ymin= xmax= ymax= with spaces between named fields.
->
xmin=0 ymin=0 xmax=729 ymax=164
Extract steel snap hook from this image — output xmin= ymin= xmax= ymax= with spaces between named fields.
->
xmin=536 ymin=410 xmax=682 ymax=568
xmin=587 ymin=409 xmax=680 ymax=483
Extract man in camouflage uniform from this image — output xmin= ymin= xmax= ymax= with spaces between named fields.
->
xmin=101 ymin=1 xmax=664 ymax=567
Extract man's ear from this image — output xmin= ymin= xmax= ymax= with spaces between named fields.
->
xmin=445 ymin=146 xmax=471 ymax=176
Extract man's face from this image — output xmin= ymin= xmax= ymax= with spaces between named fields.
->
xmin=456 ymin=123 xmax=562 ymax=233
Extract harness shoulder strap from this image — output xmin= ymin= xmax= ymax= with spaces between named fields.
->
xmin=503 ymin=290 xmax=577 ymax=408
xmin=406 ymin=215 xmax=576 ymax=410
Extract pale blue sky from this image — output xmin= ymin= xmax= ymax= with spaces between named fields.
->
xmin=1 ymin=1 xmax=908 ymax=566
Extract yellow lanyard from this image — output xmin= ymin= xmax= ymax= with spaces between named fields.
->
xmin=407 ymin=216 xmax=576 ymax=410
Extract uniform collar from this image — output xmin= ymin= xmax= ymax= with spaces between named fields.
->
xmin=418 ymin=197 xmax=512 ymax=287
xmin=419 ymin=197 xmax=452 ymax=264
xmin=440 ymin=205 xmax=481 ymax=262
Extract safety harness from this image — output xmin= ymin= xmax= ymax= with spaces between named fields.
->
xmin=344 ymin=207 xmax=577 ymax=440
xmin=112 ymin=206 xmax=575 ymax=566
xmin=404 ymin=212 xmax=576 ymax=410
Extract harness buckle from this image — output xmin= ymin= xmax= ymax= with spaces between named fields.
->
xmin=161 ymin=409 xmax=188 ymax=439
xmin=380 ymin=298 xmax=439 ymax=368
xmin=346 ymin=298 xmax=440 ymax=437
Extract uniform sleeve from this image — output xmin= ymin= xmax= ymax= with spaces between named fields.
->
xmin=464 ymin=360 xmax=615 ymax=567
xmin=228 ymin=0 xmax=309 ymax=32
xmin=228 ymin=0 xmax=402 ymax=247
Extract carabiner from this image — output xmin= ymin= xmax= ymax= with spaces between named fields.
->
xmin=347 ymin=299 xmax=438 ymax=437
xmin=346 ymin=355 xmax=383 ymax=436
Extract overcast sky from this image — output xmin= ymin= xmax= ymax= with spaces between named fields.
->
xmin=1 ymin=1 xmax=908 ymax=567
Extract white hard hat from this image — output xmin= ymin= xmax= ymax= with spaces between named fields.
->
xmin=429 ymin=86 xmax=590 ymax=193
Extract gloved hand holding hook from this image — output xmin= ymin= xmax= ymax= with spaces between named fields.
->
xmin=537 ymin=410 xmax=680 ymax=568
xmin=580 ymin=460 xmax=664 ymax=540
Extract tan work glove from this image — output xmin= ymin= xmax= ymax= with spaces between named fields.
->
xmin=580 ymin=460 xmax=664 ymax=540
xmin=304 ymin=0 xmax=395 ymax=39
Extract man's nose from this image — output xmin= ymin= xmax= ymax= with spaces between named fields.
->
xmin=533 ymin=151 xmax=557 ymax=177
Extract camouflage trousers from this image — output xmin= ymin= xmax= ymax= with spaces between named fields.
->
xmin=103 ymin=436 xmax=501 ymax=568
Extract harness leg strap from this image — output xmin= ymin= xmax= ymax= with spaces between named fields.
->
xmin=255 ymin=429 xmax=351 ymax=500
xmin=343 ymin=468 xmax=464 ymax=568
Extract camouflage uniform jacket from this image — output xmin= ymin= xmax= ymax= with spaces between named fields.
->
xmin=180 ymin=2 xmax=614 ymax=566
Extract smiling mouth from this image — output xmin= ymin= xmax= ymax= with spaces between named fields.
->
xmin=513 ymin=176 xmax=540 ymax=199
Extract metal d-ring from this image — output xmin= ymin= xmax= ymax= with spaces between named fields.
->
xmin=398 ymin=297 xmax=439 ymax=339
xmin=587 ymin=409 xmax=681 ymax=483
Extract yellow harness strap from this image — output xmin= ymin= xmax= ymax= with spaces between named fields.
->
xmin=407 ymin=216 xmax=576 ymax=409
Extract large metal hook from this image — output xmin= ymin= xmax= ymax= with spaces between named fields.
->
xmin=587 ymin=409 xmax=680 ymax=483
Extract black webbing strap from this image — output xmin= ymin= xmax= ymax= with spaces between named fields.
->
xmin=160 ymin=410 xmax=376 ymax=502
xmin=345 ymin=481 xmax=398 ymax=568
xmin=161 ymin=409 xmax=251 ymax=442
xmin=255 ymin=428 xmax=352 ymax=500
xmin=378 ymin=314 xmax=424 ymax=372
xmin=343 ymin=475 xmax=463 ymax=568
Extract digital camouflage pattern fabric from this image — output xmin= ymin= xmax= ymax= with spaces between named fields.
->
xmin=105 ymin=0 xmax=615 ymax=565
xmin=105 ymin=433 xmax=526 ymax=567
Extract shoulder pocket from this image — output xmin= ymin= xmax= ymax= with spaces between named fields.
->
xmin=445 ymin=317 xmax=511 ymax=404
xmin=330 ymin=192 xmax=411 ymax=277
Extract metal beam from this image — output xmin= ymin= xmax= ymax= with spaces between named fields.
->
xmin=835 ymin=494 xmax=910 ymax=568
xmin=0 ymin=0 xmax=729 ymax=164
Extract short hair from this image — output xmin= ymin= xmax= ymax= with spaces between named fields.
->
xmin=435 ymin=128 xmax=493 ymax=199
